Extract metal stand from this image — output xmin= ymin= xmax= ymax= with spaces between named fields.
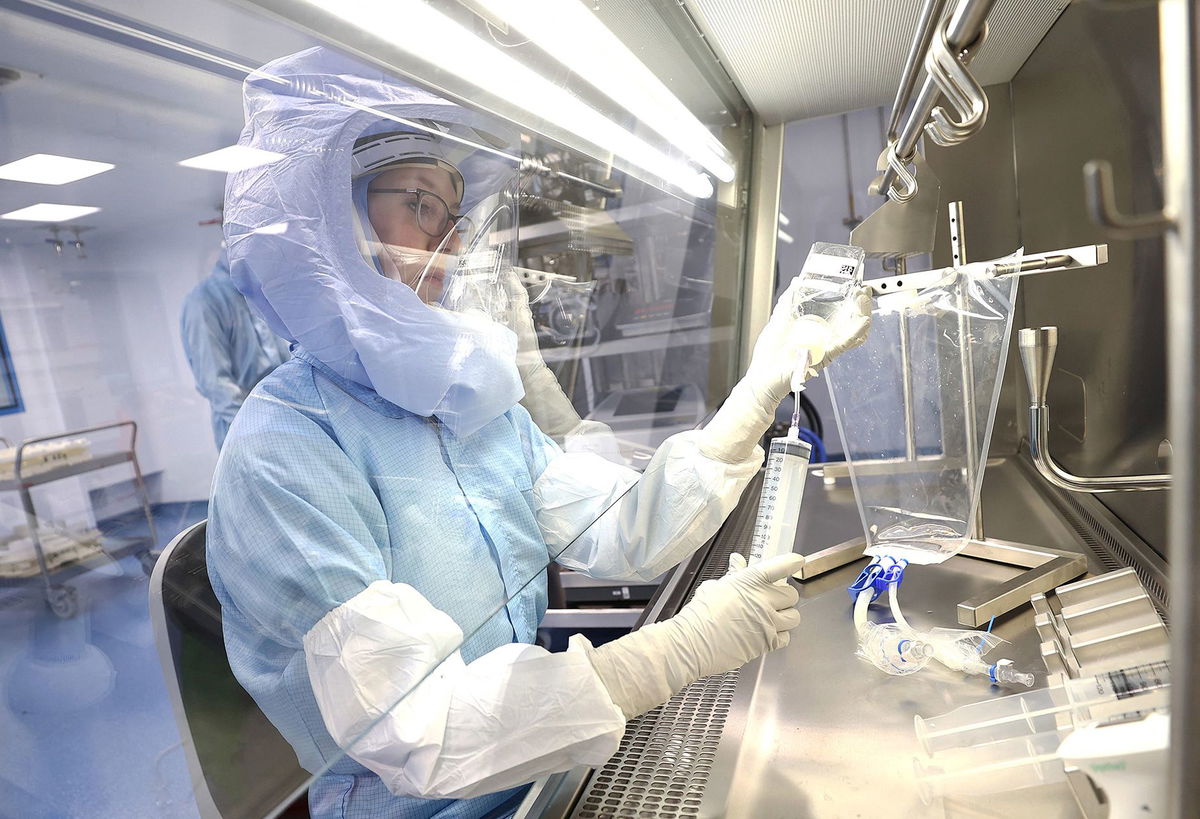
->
xmin=0 ymin=421 xmax=160 ymax=617
xmin=801 ymin=203 xmax=1088 ymax=624
xmin=797 ymin=535 xmax=1085 ymax=627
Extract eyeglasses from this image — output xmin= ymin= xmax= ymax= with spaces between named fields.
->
xmin=367 ymin=187 xmax=472 ymax=239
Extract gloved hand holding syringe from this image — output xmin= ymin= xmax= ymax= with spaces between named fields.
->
xmin=748 ymin=243 xmax=871 ymax=567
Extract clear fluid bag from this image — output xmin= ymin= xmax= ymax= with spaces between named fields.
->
xmin=825 ymin=265 xmax=1019 ymax=565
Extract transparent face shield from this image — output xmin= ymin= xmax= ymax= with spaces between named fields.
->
xmin=437 ymin=177 xmax=520 ymax=323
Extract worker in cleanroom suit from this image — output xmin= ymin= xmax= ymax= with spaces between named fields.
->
xmin=179 ymin=250 xmax=291 ymax=449
xmin=206 ymin=48 xmax=872 ymax=819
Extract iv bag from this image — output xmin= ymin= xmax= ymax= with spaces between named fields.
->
xmin=825 ymin=266 xmax=1019 ymax=565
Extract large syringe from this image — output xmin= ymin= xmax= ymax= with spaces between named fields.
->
xmin=749 ymin=431 xmax=812 ymax=564
xmin=914 ymin=661 xmax=1170 ymax=754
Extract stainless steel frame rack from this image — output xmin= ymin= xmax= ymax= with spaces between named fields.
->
xmin=806 ymin=203 xmax=1107 ymax=625
xmin=0 ymin=421 xmax=160 ymax=618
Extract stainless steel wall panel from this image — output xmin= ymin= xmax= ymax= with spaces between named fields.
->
xmin=1010 ymin=3 xmax=1167 ymax=553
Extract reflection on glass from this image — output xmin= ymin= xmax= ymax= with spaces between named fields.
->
xmin=180 ymin=248 xmax=292 ymax=451
xmin=0 ymin=315 xmax=23 ymax=414
xmin=0 ymin=1 xmax=753 ymax=816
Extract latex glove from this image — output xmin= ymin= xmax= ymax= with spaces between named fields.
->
xmin=574 ymin=552 xmax=804 ymax=719
xmin=777 ymin=281 xmax=874 ymax=383
xmin=698 ymin=282 xmax=872 ymax=464
xmin=499 ymin=272 xmax=588 ymax=440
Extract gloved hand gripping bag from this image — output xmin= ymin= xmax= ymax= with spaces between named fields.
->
xmin=825 ymin=268 xmax=1019 ymax=565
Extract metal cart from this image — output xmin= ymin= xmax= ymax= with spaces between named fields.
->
xmin=0 ymin=421 xmax=160 ymax=618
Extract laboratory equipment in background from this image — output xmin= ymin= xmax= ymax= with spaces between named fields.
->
xmin=1057 ymin=712 xmax=1168 ymax=817
xmin=516 ymin=143 xmax=731 ymax=456
xmin=0 ymin=437 xmax=91 ymax=479
xmin=0 ymin=422 xmax=159 ymax=618
xmin=585 ymin=384 xmax=706 ymax=450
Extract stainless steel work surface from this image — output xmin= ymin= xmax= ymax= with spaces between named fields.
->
xmin=697 ymin=459 xmax=1089 ymax=818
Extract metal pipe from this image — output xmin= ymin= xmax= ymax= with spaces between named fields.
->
xmin=896 ymin=257 xmax=918 ymax=461
xmin=1027 ymin=406 xmax=1170 ymax=492
xmin=887 ymin=0 xmax=950 ymax=141
xmin=948 ymin=201 xmax=984 ymax=537
xmin=1019 ymin=327 xmax=1170 ymax=493
xmin=878 ymin=0 xmax=997 ymax=195
xmin=840 ymin=114 xmax=859 ymax=224
xmin=942 ymin=0 xmax=995 ymax=53
xmin=1160 ymin=0 xmax=1199 ymax=814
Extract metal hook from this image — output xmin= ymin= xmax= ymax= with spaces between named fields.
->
xmin=885 ymin=143 xmax=919 ymax=203
xmin=924 ymin=22 xmax=989 ymax=146
xmin=1082 ymin=160 xmax=1173 ymax=239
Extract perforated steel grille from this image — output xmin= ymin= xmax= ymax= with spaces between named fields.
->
xmin=568 ymin=476 xmax=761 ymax=819
xmin=1057 ymin=491 xmax=1170 ymax=623
xmin=570 ymin=672 xmax=737 ymax=819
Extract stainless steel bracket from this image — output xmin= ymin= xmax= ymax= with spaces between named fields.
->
xmin=794 ymin=536 xmax=1086 ymax=627
xmin=865 ymin=242 xmax=1109 ymax=297
xmin=1083 ymin=159 xmax=1173 ymax=239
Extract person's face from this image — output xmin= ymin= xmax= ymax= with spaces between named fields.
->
xmin=366 ymin=165 xmax=463 ymax=303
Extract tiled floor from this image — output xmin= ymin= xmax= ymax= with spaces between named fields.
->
xmin=0 ymin=501 xmax=207 ymax=818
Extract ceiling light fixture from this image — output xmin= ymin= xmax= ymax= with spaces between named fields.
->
xmin=178 ymin=145 xmax=286 ymax=172
xmin=0 ymin=153 xmax=114 ymax=185
xmin=1 ymin=204 xmax=100 ymax=222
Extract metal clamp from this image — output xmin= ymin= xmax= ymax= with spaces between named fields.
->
xmin=1083 ymin=160 xmax=1173 ymax=239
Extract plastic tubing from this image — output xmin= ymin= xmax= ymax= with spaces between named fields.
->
xmin=854 ymin=587 xmax=872 ymax=635
xmin=888 ymin=581 xmax=913 ymax=631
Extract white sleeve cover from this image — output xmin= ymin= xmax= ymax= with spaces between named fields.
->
xmin=303 ymin=580 xmax=626 ymax=800
xmin=534 ymin=430 xmax=761 ymax=582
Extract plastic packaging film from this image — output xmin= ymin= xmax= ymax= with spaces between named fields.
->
xmin=825 ymin=267 xmax=1019 ymax=565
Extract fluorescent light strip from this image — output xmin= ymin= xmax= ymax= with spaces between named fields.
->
xmin=2 ymin=204 xmax=99 ymax=222
xmin=778 ymin=212 xmax=790 ymax=226
xmin=0 ymin=153 xmax=114 ymax=185
xmin=179 ymin=145 xmax=287 ymax=172
xmin=777 ymin=229 xmax=794 ymax=244
xmin=301 ymin=0 xmax=712 ymax=199
xmin=472 ymin=0 xmax=734 ymax=182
